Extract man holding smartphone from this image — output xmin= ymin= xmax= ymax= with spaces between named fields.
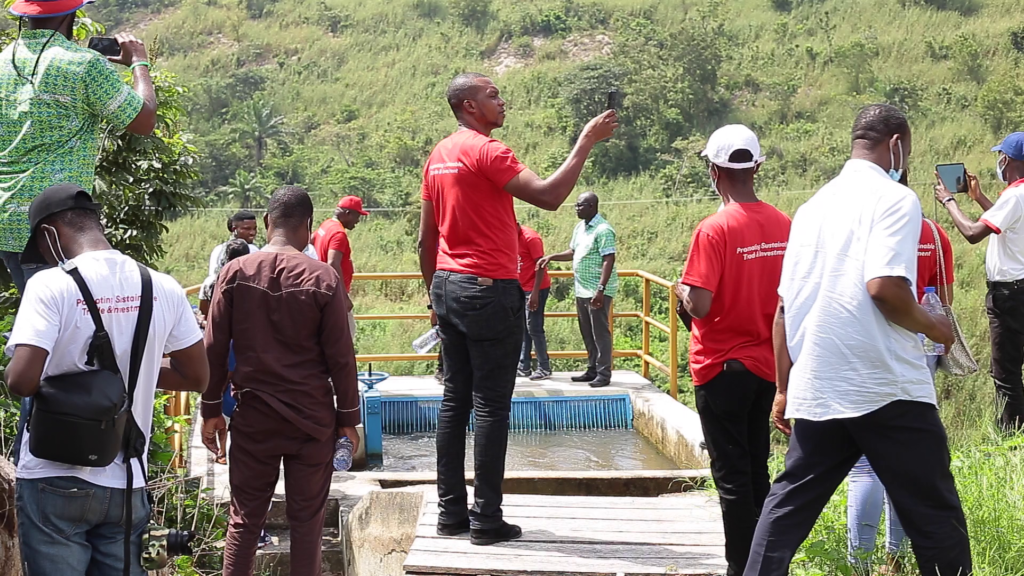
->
xmin=935 ymin=131 xmax=1024 ymax=433
xmin=0 ymin=0 xmax=157 ymax=294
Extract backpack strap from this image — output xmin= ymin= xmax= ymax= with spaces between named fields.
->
xmin=63 ymin=262 xmax=118 ymax=373
xmin=122 ymin=263 xmax=153 ymax=576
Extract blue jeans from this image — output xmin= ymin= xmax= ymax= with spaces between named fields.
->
xmin=848 ymin=455 xmax=905 ymax=564
xmin=16 ymin=476 xmax=150 ymax=576
xmin=519 ymin=287 xmax=550 ymax=372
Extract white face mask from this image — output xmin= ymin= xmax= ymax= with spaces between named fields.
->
xmin=997 ymin=156 xmax=1008 ymax=183
xmin=708 ymin=165 xmax=719 ymax=195
xmin=41 ymin=224 xmax=69 ymax=267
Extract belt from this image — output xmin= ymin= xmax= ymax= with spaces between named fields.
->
xmin=987 ymin=279 xmax=1024 ymax=289
xmin=722 ymin=360 xmax=748 ymax=373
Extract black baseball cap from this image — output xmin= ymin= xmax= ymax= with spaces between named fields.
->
xmin=21 ymin=184 xmax=101 ymax=265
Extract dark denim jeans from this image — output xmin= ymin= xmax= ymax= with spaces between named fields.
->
xmin=519 ymin=287 xmax=550 ymax=372
xmin=16 ymin=476 xmax=150 ymax=576
xmin=431 ymin=271 xmax=524 ymax=529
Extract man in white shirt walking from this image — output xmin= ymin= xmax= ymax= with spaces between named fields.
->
xmin=744 ymin=105 xmax=969 ymax=576
xmin=934 ymin=131 xmax=1024 ymax=433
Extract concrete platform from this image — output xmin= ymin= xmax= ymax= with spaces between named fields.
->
xmin=376 ymin=369 xmax=660 ymax=398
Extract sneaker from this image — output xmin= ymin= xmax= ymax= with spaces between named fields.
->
xmin=516 ymin=367 xmax=531 ymax=378
xmin=528 ymin=368 xmax=552 ymax=381
xmin=257 ymin=530 xmax=272 ymax=549
xmin=589 ymin=379 xmax=611 ymax=388
xmin=571 ymin=371 xmax=597 ymax=382
xmin=470 ymin=521 xmax=523 ymax=546
xmin=437 ymin=517 xmax=471 ymax=536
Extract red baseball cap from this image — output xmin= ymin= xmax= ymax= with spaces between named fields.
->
xmin=337 ymin=195 xmax=369 ymax=215
xmin=10 ymin=0 xmax=94 ymax=18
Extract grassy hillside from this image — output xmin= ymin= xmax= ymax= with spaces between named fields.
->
xmin=137 ymin=0 xmax=1024 ymax=573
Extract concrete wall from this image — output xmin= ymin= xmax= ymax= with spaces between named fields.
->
xmin=630 ymin=385 xmax=709 ymax=469
xmin=344 ymin=488 xmax=427 ymax=576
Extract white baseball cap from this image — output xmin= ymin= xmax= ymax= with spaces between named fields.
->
xmin=701 ymin=124 xmax=766 ymax=169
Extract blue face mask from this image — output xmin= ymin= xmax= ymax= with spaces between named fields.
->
xmin=888 ymin=139 xmax=904 ymax=182
xmin=997 ymin=157 xmax=1007 ymax=183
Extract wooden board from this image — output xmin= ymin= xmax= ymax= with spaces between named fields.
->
xmin=405 ymin=492 xmax=727 ymax=576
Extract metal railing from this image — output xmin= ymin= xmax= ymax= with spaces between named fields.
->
xmin=185 ymin=269 xmax=680 ymax=396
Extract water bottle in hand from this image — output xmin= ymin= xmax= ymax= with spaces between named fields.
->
xmin=920 ymin=287 xmax=945 ymax=356
xmin=412 ymin=327 xmax=441 ymax=354
xmin=333 ymin=437 xmax=354 ymax=471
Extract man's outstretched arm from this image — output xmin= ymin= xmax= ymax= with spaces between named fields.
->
xmin=504 ymin=111 xmax=618 ymax=210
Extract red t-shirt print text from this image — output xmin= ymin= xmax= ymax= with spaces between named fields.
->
xmin=421 ymin=130 xmax=526 ymax=280
xmin=77 ymin=295 xmax=159 ymax=316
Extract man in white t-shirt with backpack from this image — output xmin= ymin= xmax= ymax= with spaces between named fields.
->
xmin=5 ymin=184 xmax=208 ymax=575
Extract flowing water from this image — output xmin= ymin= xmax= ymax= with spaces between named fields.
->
xmin=381 ymin=429 xmax=678 ymax=472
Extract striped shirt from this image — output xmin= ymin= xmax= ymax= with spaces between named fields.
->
xmin=570 ymin=213 xmax=618 ymax=298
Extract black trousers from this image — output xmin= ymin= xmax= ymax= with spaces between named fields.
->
xmin=744 ymin=400 xmax=971 ymax=576
xmin=986 ymin=283 xmax=1024 ymax=432
xmin=694 ymin=368 xmax=775 ymax=576
xmin=432 ymin=271 xmax=524 ymax=529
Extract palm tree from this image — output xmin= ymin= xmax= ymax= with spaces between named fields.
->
xmin=247 ymin=98 xmax=286 ymax=168
xmin=216 ymin=169 xmax=264 ymax=209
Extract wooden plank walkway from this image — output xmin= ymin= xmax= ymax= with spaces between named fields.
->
xmin=404 ymin=492 xmax=727 ymax=575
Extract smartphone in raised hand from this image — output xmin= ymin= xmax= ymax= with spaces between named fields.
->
xmin=87 ymin=37 xmax=121 ymax=58
xmin=606 ymin=89 xmax=622 ymax=111
xmin=936 ymin=163 xmax=968 ymax=194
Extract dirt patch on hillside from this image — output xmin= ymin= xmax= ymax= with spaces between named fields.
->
xmin=485 ymin=33 xmax=613 ymax=76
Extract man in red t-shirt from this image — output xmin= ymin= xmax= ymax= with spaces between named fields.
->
xmin=673 ymin=125 xmax=791 ymax=575
xmin=517 ymin=223 xmax=552 ymax=380
xmin=418 ymin=72 xmax=617 ymax=545
xmin=314 ymin=195 xmax=368 ymax=292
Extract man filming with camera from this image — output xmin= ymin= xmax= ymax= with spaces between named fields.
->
xmin=0 ymin=0 xmax=157 ymax=293
xmin=5 ymin=184 xmax=208 ymax=575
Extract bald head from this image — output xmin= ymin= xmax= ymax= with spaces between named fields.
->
xmin=575 ymin=191 xmax=599 ymax=222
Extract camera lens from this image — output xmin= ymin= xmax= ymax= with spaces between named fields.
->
xmin=165 ymin=529 xmax=196 ymax=557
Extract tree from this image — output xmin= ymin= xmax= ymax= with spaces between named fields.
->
xmin=216 ymin=169 xmax=265 ymax=209
xmin=245 ymin=98 xmax=286 ymax=168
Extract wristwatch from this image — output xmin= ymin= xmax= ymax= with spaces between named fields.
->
xmin=426 ymin=303 xmax=433 ymax=310
xmin=942 ymin=196 xmax=957 ymax=207
xmin=596 ymin=284 xmax=606 ymax=292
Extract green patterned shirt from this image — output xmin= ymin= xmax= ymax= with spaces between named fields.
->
xmin=0 ymin=30 xmax=143 ymax=252
xmin=570 ymin=213 xmax=618 ymax=299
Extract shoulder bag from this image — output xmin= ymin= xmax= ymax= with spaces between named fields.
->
xmin=925 ymin=219 xmax=979 ymax=376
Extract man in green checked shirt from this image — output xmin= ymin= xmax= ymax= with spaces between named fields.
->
xmin=0 ymin=0 xmax=157 ymax=292
xmin=539 ymin=191 xmax=618 ymax=388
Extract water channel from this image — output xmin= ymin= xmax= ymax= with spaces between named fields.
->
xmin=381 ymin=429 xmax=678 ymax=472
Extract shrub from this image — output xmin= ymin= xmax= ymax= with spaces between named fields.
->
xmin=976 ymin=76 xmax=1024 ymax=134
xmin=449 ymin=0 xmax=491 ymax=30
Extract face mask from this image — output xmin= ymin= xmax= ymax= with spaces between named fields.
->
xmin=888 ymin=139 xmax=904 ymax=182
xmin=41 ymin=224 xmax=69 ymax=267
xmin=708 ymin=165 xmax=719 ymax=194
xmin=997 ymin=157 xmax=1007 ymax=183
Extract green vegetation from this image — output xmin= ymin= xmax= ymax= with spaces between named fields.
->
xmin=102 ymin=0 xmax=1024 ymax=572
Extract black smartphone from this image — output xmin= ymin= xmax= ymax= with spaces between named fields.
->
xmin=88 ymin=37 xmax=121 ymax=58
xmin=936 ymin=163 xmax=968 ymax=194
xmin=606 ymin=89 xmax=622 ymax=111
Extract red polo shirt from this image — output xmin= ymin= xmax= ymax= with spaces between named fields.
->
xmin=681 ymin=201 xmax=791 ymax=386
xmin=421 ymin=130 xmax=526 ymax=280
xmin=313 ymin=219 xmax=353 ymax=292
xmin=517 ymin=225 xmax=551 ymax=292
xmin=917 ymin=218 xmax=954 ymax=302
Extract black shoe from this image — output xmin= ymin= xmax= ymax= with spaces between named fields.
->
xmin=589 ymin=379 xmax=611 ymax=388
xmin=470 ymin=522 xmax=522 ymax=546
xmin=571 ymin=372 xmax=597 ymax=382
xmin=437 ymin=518 xmax=471 ymax=536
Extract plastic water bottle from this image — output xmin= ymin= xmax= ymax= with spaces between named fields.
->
xmin=412 ymin=327 xmax=441 ymax=354
xmin=920 ymin=287 xmax=945 ymax=356
xmin=333 ymin=437 xmax=354 ymax=471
